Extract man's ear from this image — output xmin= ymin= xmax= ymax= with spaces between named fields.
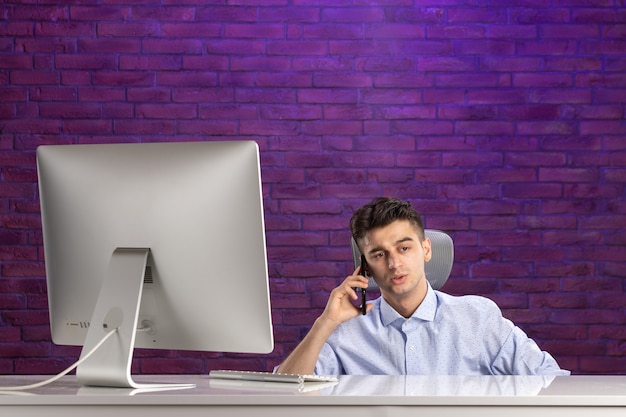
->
xmin=422 ymin=237 xmax=432 ymax=262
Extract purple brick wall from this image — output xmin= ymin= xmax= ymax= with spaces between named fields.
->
xmin=1 ymin=1 xmax=625 ymax=376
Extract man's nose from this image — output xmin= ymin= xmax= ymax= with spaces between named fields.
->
xmin=387 ymin=254 xmax=399 ymax=269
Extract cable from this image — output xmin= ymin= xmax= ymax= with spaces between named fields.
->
xmin=0 ymin=327 xmax=118 ymax=391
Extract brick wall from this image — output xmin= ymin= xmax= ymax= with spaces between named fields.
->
xmin=1 ymin=1 xmax=625 ymax=376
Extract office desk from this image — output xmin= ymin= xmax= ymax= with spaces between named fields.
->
xmin=1 ymin=374 xmax=625 ymax=417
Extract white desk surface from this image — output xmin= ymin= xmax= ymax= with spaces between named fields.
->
xmin=1 ymin=374 xmax=625 ymax=417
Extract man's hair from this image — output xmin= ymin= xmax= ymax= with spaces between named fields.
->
xmin=350 ymin=197 xmax=425 ymax=242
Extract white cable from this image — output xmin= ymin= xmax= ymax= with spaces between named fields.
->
xmin=0 ymin=327 xmax=118 ymax=391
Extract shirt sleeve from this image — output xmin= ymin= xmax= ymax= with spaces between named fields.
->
xmin=486 ymin=308 xmax=570 ymax=376
xmin=314 ymin=342 xmax=343 ymax=375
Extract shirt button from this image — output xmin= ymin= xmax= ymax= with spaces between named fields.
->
xmin=409 ymin=345 xmax=415 ymax=351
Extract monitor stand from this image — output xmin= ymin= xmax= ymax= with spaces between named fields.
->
xmin=76 ymin=248 xmax=195 ymax=390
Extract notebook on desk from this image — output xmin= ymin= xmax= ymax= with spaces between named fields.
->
xmin=209 ymin=370 xmax=338 ymax=384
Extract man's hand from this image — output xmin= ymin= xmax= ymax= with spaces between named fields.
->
xmin=319 ymin=267 xmax=373 ymax=327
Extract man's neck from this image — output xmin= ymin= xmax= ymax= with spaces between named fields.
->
xmin=382 ymin=280 xmax=429 ymax=318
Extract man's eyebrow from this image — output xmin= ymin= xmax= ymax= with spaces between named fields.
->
xmin=366 ymin=236 xmax=415 ymax=255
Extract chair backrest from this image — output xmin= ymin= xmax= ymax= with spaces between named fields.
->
xmin=350 ymin=229 xmax=454 ymax=290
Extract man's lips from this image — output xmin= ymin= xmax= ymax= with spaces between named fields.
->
xmin=391 ymin=275 xmax=407 ymax=284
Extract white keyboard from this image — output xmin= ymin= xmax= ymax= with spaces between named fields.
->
xmin=209 ymin=369 xmax=338 ymax=384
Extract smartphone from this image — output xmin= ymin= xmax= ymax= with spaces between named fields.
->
xmin=350 ymin=237 xmax=373 ymax=315
xmin=359 ymin=255 xmax=368 ymax=315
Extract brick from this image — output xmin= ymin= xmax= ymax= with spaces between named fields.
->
xmin=240 ymin=120 xmax=300 ymax=136
xmin=267 ymin=41 xmax=328 ymax=56
xmin=468 ymin=215 xmax=517 ymax=230
xmin=237 ymin=88 xmax=296 ymax=103
xmin=260 ymin=104 xmax=321 ymax=120
xmin=173 ymin=88 xmax=234 ymax=103
xmin=1 ymin=119 xmax=60 ymax=134
xmin=35 ymin=22 xmax=93 ymax=37
xmin=489 ymin=24 xmax=537 ymax=38
xmin=467 ymin=89 xmax=527 ymax=104
xmin=456 ymin=121 xmax=515 ymax=135
xmin=503 ymin=183 xmax=565 ymax=199
xmin=184 ymin=55 xmax=230 ymax=71
xmin=442 ymin=151 xmax=503 ymax=167
xmin=200 ymin=104 xmax=259 ymax=120
xmin=561 ymin=104 xmax=622 ymax=119
xmin=69 ymin=6 xmax=131 ymax=21
xmin=367 ymin=168 xmax=414 ymax=183
xmin=63 ymin=120 xmax=112 ymax=135
xmin=205 ymin=39 xmax=265 ymax=55
xmin=136 ymin=104 xmax=197 ymax=119
xmin=436 ymin=74 xmax=501 ymax=88
xmin=393 ymin=120 xmax=453 ymax=135
xmin=303 ymin=23 xmax=363 ymax=39
xmin=102 ymin=103 xmax=135 ymax=119
xmin=564 ymin=183 xmax=623 ymax=199
xmin=579 ymin=357 xmax=626 ymax=374
xmin=39 ymin=103 xmax=101 ymax=119
xmin=517 ymin=40 xmax=577 ymax=56
xmin=92 ymin=71 xmax=154 ymax=87
xmin=581 ymin=121 xmax=626 ymax=135
xmin=196 ymin=6 xmax=257 ymax=22
xmin=321 ymin=7 xmax=384 ymax=23
xmin=395 ymin=40 xmax=452 ymax=55
xmin=97 ymin=22 xmax=160 ymax=37
xmin=373 ymin=105 xmax=433 ymax=120
xmin=224 ymin=23 xmax=284 ymax=38
xmin=595 ymin=88 xmax=626 ymax=103
xmin=580 ymin=40 xmax=626 ymax=55
xmin=114 ymin=120 xmax=176 ymax=135
xmin=539 ymin=167 xmax=599 ymax=182
xmin=363 ymin=120 xmax=391 ymax=134
xmin=415 ymin=168 xmax=474 ymax=183
xmin=176 ymin=120 xmax=237 ymax=135
xmin=121 ymin=56 xmax=183 ymax=71
xmin=301 ymin=120 xmax=362 ymax=135
xmin=374 ymin=73 xmax=433 ymax=89
xmin=323 ymin=104 xmax=372 ymax=120
xmin=308 ymin=168 xmax=365 ymax=184
xmin=80 ymin=87 xmax=126 ymax=102
xmin=161 ymin=23 xmax=221 ymax=38
xmin=419 ymin=56 xmax=477 ymax=71
xmin=365 ymin=23 xmax=425 ymax=39
xmin=329 ymin=40 xmax=395 ymax=55
xmin=510 ymin=8 xmax=570 ymax=24
xmin=231 ymin=56 xmax=291 ymax=72
xmin=293 ymin=57 xmax=353 ymax=72
xmin=258 ymin=7 xmax=320 ymax=23
xmin=258 ymin=72 xmax=312 ymax=87
xmin=219 ymin=72 xmax=255 ymax=87
xmin=156 ymin=72 xmax=217 ymax=87
xmin=298 ymin=88 xmax=357 ymax=103
xmin=142 ymin=39 xmax=203 ymax=54
xmin=10 ymin=71 xmax=59 ymax=86
xmin=545 ymin=57 xmax=602 ymax=71
xmin=60 ymin=71 xmax=90 ymax=86
xmin=0 ymin=55 xmax=32 ymax=70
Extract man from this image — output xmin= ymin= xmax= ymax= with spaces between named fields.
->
xmin=277 ymin=197 xmax=569 ymax=376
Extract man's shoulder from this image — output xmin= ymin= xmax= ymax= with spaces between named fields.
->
xmin=434 ymin=290 xmax=502 ymax=316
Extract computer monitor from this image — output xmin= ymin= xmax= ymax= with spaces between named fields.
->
xmin=36 ymin=140 xmax=274 ymax=389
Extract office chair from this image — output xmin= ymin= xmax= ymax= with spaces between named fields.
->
xmin=350 ymin=229 xmax=454 ymax=290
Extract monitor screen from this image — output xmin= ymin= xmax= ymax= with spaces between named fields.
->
xmin=36 ymin=140 xmax=274 ymax=389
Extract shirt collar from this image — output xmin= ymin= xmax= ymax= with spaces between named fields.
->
xmin=380 ymin=281 xmax=437 ymax=326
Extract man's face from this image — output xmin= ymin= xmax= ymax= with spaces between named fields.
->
xmin=359 ymin=219 xmax=431 ymax=315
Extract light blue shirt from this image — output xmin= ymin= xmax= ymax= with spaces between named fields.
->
xmin=315 ymin=283 xmax=569 ymax=376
